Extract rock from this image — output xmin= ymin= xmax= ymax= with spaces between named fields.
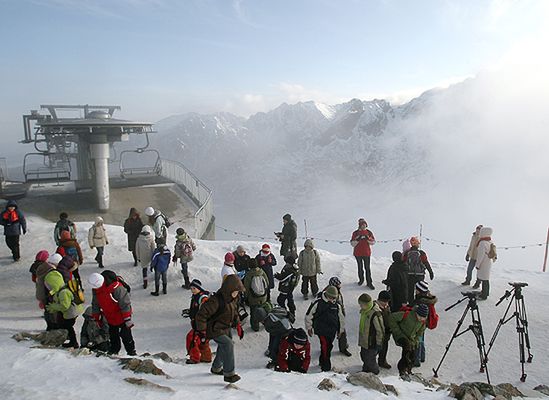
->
xmin=347 ymin=372 xmax=387 ymax=395
xmin=449 ymin=383 xmax=485 ymax=400
xmin=494 ymin=383 xmax=524 ymax=399
xmin=534 ymin=385 xmax=549 ymax=396
xmin=124 ymin=378 xmax=173 ymax=393
xmin=318 ymin=378 xmax=337 ymax=391
xmin=71 ymin=348 xmax=91 ymax=357
xmin=494 ymin=396 xmax=507 ymax=400
xmin=119 ymin=358 xmax=169 ymax=377
xmin=408 ymin=373 xmax=435 ymax=388
xmin=12 ymin=330 xmax=68 ymax=347
xmin=152 ymin=352 xmax=172 ymax=363
xmin=385 ymin=384 xmax=399 ymax=396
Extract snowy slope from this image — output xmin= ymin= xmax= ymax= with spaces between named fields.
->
xmin=1 ymin=216 xmax=548 ymax=400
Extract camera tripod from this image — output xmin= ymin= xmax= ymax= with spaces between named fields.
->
xmin=433 ymin=292 xmax=490 ymax=383
xmin=487 ymin=282 xmax=533 ymax=382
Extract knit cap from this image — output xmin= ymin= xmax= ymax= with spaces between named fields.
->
xmin=325 ymin=285 xmax=338 ymax=299
xmin=377 ymin=290 xmax=391 ymax=302
xmin=290 ymin=328 xmax=308 ymax=345
xmin=35 ymin=250 xmax=49 ymax=262
xmin=415 ymin=280 xmax=429 ymax=293
xmin=358 ymin=293 xmax=372 ymax=305
xmin=416 ymin=303 xmax=429 ymax=317
xmin=189 ymin=279 xmax=204 ymax=291
xmin=47 ymin=253 xmax=63 ymax=265
xmin=224 ymin=252 xmax=235 ymax=264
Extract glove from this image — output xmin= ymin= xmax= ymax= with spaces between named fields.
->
xmin=307 ymin=328 xmax=313 ymax=337
xmin=236 ymin=323 xmax=244 ymax=340
xmin=465 ymin=254 xmax=470 ymax=262
xmin=429 ymin=270 xmax=434 ymax=280
xmin=181 ymin=309 xmax=190 ymax=318
xmin=124 ymin=318 xmax=134 ymax=329
xmin=45 ymin=303 xmax=56 ymax=313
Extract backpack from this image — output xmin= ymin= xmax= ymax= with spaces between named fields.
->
xmin=65 ymin=246 xmax=79 ymax=263
xmin=117 ymin=275 xmax=131 ymax=293
xmin=368 ymin=311 xmax=383 ymax=348
xmin=406 ymin=250 xmax=425 ymax=276
xmin=488 ymin=243 xmax=497 ymax=261
xmin=264 ymin=307 xmax=293 ymax=335
xmin=66 ymin=279 xmax=85 ymax=305
xmin=57 ymin=219 xmax=74 ymax=234
xmin=250 ymin=274 xmax=268 ymax=297
xmin=155 ymin=212 xmax=172 ymax=228
xmin=426 ymin=304 xmax=439 ymax=330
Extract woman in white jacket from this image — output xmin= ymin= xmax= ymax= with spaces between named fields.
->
xmin=88 ymin=217 xmax=109 ymax=269
xmin=474 ymin=227 xmax=497 ymax=300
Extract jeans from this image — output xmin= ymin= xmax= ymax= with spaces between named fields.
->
xmin=95 ymin=246 xmax=104 ymax=267
xmin=109 ymin=323 xmax=136 ymax=355
xmin=212 ymin=334 xmax=235 ymax=376
xmin=301 ymin=276 xmax=318 ymax=296
xmin=5 ymin=235 xmax=20 ymax=260
xmin=356 ymin=256 xmax=372 ymax=284
xmin=277 ymin=292 xmax=296 ymax=315
xmin=268 ymin=333 xmax=283 ymax=360
xmin=465 ymin=259 xmax=477 ymax=283
xmin=180 ymin=262 xmax=189 ymax=277
xmin=414 ymin=334 xmax=426 ymax=365
xmin=250 ymin=305 xmax=263 ymax=332
xmin=154 ymin=270 xmax=167 ymax=291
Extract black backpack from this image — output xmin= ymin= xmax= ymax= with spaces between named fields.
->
xmin=117 ymin=275 xmax=131 ymax=293
xmin=155 ymin=212 xmax=172 ymax=228
xmin=406 ymin=250 xmax=426 ymax=276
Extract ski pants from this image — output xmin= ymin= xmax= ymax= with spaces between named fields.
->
xmin=277 ymin=291 xmax=296 ymax=315
xmin=108 ymin=323 xmax=136 ymax=355
xmin=301 ymin=275 xmax=318 ymax=296
xmin=318 ymin=334 xmax=335 ymax=372
xmin=361 ymin=347 xmax=380 ymax=374
xmin=5 ymin=234 xmax=20 ymax=260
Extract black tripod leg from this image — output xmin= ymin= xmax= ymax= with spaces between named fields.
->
xmin=433 ymin=304 xmax=470 ymax=378
xmin=472 ymin=307 xmax=490 ymax=383
xmin=519 ymin=298 xmax=533 ymax=363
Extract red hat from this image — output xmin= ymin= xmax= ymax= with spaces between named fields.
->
xmin=60 ymin=230 xmax=72 ymax=241
xmin=35 ymin=250 xmax=49 ymax=262
xmin=358 ymin=218 xmax=367 ymax=227
xmin=262 ymin=243 xmax=270 ymax=250
xmin=224 ymin=252 xmax=235 ymax=264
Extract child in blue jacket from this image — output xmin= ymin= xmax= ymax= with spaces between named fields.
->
xmin=151 ymin=239 xmax=171 ymax=296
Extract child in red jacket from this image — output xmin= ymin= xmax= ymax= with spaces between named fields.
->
xmin=276 ymin=328 xmax=311 ymax=373
xmin=184 ymin=279 xmax=212 ymax=364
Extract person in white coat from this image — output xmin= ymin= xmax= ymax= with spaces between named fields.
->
xmin=135 ymin=225 xmax=156 ymax=289
xmin=88 ymin=217 xmax=109 ymax=269
xmin=474 ymin=227 xmax=497 ymax=300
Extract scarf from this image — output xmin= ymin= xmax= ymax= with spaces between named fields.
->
xmin=359 ymin=301 xmax=374 ymax=333
xmin=477 ymin=237 xmax=491 ymax=246
xmin=2 ymin=210 xmax=18 ymax=223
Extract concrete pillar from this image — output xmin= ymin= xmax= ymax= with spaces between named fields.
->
xmin=89 ymin=142 xmax=110 ymax=211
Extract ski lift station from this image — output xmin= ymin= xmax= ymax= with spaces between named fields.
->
xmin=0 ymin=104 xmax=214 ymax=239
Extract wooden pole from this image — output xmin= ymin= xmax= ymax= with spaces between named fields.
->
xmin=543 ymin=227 xmax=549 ymax=272
xmin=304 ymin=219 xmax=308 ymax=239
xmin=419 ymin=224 xmax=423 ymax=249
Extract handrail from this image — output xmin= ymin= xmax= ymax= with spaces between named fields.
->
xmin=159 ymin=159 xmax=214 ymax=239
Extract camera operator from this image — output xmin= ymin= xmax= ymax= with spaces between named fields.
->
xmin=276 ymin=214 xmax=297 ymax=259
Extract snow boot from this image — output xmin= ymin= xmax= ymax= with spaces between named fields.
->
xmin=210 ymin=367 xmax=223 ymax=375
xmin=224 ymin=374 xmax=241 ymax=383
xmin=367 ymin=283 xmax=375 ymax=290
xmin=472 ymin=280 xmax=481 ymax=289
xmin=62 ymin=342 xmax=79 ymax=349
xmin=183 ymin=275 xmax=191 ymax=289
xmin=266 ymin=360 xmax=276 ymax=369
xmin=143 ymin=279 xmax=148 ymax=289
xmin=186 ymin=359 xmax=199 ymax=364
xmin=461 ymin=280 xmax=471 ymax=286
xmin=150 ymin=291 xmax=159 ymax=297
xmin=340 ymin=349 xmax=352 ymax=357
xmin=151 ymin=285 xmax=160 ymax=296
xmin=379 ymin=360 xmax=392 ymax=369
xmin=163 ymin=284 xmax=167 ymax=295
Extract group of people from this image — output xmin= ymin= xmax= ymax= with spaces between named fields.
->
xmin=3 ymin=199 xmax=501 ymax=383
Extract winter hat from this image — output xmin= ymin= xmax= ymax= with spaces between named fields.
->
xmin=176 ymin=227 xmax=185 ymax=235
xmin=415 ymin=281 xmax=429 ymax=293
xmin=95 ymin=216 xmax=104 ymax=224
xmin=378 ymin=290 xmax=391 ymax=302
xmin=224 ymin=252 xmax=235 ymax=264
xmin=402 ymin=238 xmax=412 ymax=254
xmin=479 ymin=227 xmax=493 ymax=237
xmin=283 ymin=213 xmax=292 ymax=221
xmin=262 ymin=243 xmax=271 ymax=251
xmin=416 ymin=304 xmax=429 ymax=318
xmin=410 ymin=236 xmax=421 ymax=247
xmin=144 ymin=206 xmax=155 ymax=217
xmin=88 ymin=272 xmax=105 ymax=289
xmin=290 ymin=328 xmax=308 ymax=346
xmin=60 ymin=230 xmax=72 ymax=241
xmin=236 ymin=245 xmax=245 ymax=253
xmin=59 ymin=212 xmax=68 ymax=219
xmin=47 ymin=253 xmax=63 ymax=266
xmin=249 ymin=258 xmax=258 ymax=269
xmin=358 ymin=293 xmax=372 ymax=305
xmin=284 ymin=254 xmax=296 ymax=264
xmin=329 ymin=277 xmax=341 ymax=287
xmin=35 ymin=250 xmax=49 ymax=262
xmin=189 ymin=279 xmax=204 ymax=291
xmin=325 ymin=285 xmax=339 ymax=299
xmin=358 ymin=218 xmax=367 ymax=227
xmin=141 ymin=225 xmax=152 ymax=234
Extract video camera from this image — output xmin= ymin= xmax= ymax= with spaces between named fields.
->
xmin=509 ymin=282 xmax=528 ymax=288
xmin=274 ymin=232 xmax=283 ymax=242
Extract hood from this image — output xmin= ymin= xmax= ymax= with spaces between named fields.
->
xmin=479 ymin=227 xmax=493 ymax=237
xmin=304 ymin=239 xmax=314 ymax=249
xmin=95 ymin=216 xmax=104 ymax=225
xmin=218 ymin=274 xmax=245 ymax=303
xmin=36 ymin=262 xmax=54 ymax=280
xmin=128 ymin=208 xmax=139 ymax=218
xmin=392 ymin=251 xmax=402 ymax=263
xmin=5 ymin=200 xmax=18 ymax=209
xmin=176 ymin=233 xmax=190 ymax=241
xmin=141 ymin=225 xmax=152 ymax=235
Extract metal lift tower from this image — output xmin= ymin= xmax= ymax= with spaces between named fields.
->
xmin=22 ymin=105 xmax=153 ymax=211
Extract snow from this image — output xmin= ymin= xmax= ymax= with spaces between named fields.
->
xmin=314 ymin=102 xmax=336 ymax=120
xmin=1 ymin=215 xmax=548 ymax=399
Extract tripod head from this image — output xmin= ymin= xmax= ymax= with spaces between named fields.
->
xmin=445 ymin=291 xmax=481 ymax=311
xmin=496 ymin=282 xmax=528 ymax=306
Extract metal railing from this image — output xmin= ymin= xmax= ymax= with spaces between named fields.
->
xmin=159 ymin=159 xmax=214 ymax=239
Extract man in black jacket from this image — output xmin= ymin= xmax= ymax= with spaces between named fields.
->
xmin=382 ymin=251 xmax=409 ymax=312
xmin=277 ymin=214 xmax=297 ymax=258
xmin=1 ymin=200 xmax=26 ymax=261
